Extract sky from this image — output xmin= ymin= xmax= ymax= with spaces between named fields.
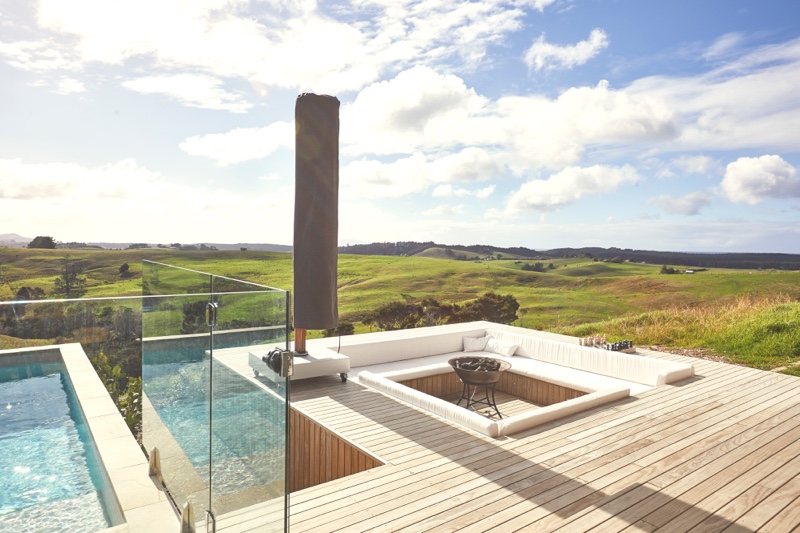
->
xmin=1 ymin=0 xmax=800 ymax=253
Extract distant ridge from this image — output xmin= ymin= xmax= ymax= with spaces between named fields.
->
xmin=0 ymin=233 xmax=32 ymax=247
xmin=339 ymin=242 xmax=800 ymax=270
xmin=0 ymin=234 xmax=291 ymax=252
xmin=339 ymin=241 xmax=537 ymax=259
xmin=83 ymin=242 xmax=292 ymax=252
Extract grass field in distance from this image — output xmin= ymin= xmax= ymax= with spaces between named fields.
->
xmin=1 ymin=247 xmax=798 ymax=372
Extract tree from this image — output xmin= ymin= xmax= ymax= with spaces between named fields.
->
xmin=323 ymin=323 xmax=355 ymax=337
xmin=15 ymin=286 xmax=46 ymax=300
xmin=90 ymin=350 xmax=141 ymax=435
xmin=0 ymin=264 xmax=16 ymax=296
xmin=27 ymin=236 xmax=57 ymax=249
xmin=52 ymin=256 xmax=87 ymax=298
xmin=455 ymin=292 xmax=520 ymax=324
xmin=181 ymin=300 xmax=207 ymax=334
xmin=363 ymin=301 xmax=422 ymax=331
xmin=419 ymin=297 xmax=455 ymax=327
xmin=521 ymin=262 xmax=545 ymax=272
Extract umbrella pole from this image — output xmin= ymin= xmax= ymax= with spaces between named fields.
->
xmin=295 ymin=327 xmax=307 ymax=355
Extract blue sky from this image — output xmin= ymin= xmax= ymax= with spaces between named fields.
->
xmin=1 ymin=0 xmax=799 ymax=252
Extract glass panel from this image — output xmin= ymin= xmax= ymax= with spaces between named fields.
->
xmin=210 ymin=277 xmax=289 ymax=531
xmin=141 ymin=261 xmax=290 ymax=532
xmin=141 ymin=261 xmax=213 ymax=528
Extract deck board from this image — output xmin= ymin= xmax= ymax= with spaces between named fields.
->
xmin=223 ymin=342 xmax=800 ymax=532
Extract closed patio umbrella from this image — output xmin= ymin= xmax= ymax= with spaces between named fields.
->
xmin=293 ymin=93 xmax=340 ymax=352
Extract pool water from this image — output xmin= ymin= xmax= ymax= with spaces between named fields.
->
xmin=0 ymin=362 xmax=118 ymax=532
xmin=143 ymin=358 xmax=286 ymax=496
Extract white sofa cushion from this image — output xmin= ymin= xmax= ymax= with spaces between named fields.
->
xmin=496 ymin=386 xmax=630 ymax=436
xmin=486 ymin=337 xmax=518 ymax=357
xmin=490 ymin=354 xmax=651 ymax=395
xmin=356 ymin=350 xmax=650 ymax=395
xmin=351 ymin=353 xmax=456 ymax=382
xmin=463 ymin=335 xmax=489 ymax=352
xmin=486 ymin=328 xmax=694 ymax=386
xmin=336 ymin=326 xmax=488 ymax=367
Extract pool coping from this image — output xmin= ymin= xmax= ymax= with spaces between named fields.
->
xmin=1 ymin=344 xmax=178 ymax=532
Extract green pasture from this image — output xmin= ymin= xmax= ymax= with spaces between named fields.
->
xmin=2 ymin=247 xmax=800 ymax=370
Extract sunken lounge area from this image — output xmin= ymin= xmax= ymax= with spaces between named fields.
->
xmin=344 ymin=323 xmax=693 ymax=438
xmin=235 ymin=320 xmax=800 ymax=532
xmin=220 ymin=322 xmax=800 ymax=532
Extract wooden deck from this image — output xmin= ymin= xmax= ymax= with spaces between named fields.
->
xmin=279 ymin=342 xmax=800 ymax=532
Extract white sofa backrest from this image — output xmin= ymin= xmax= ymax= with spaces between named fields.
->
xmin=339 ymin=327 xmax=487 ymax=368
xmin=486 ymin=328 xmax=693 ymax=386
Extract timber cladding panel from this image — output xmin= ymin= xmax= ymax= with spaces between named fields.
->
xmin=400 ymin=370 xmax=586 ymax=406
xmin=496 ymin=371 xmax=586 ymax=405
xmin=289 ymin=407 xmax=383 ymax=493
xmin=398 ymin=372 xmax=463 ymax=397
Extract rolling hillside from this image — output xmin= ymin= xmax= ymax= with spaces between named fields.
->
xmin=2 ymin=247 xmax=799 ymax=370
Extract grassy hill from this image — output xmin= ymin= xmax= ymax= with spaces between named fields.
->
xmin=412 ymin=246 xmax=530 ymax=260
xmin=2 ymin=247 xmax=799 ymax=370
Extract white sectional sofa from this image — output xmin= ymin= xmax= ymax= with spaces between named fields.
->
xmin=310 ymin=321 xmax=694 ymax=438
xmin=332 ymin=322 xmax=693 ymax=392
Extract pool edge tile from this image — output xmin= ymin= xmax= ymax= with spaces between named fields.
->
xmin=108 ymin=463 xmax=172 ymax=511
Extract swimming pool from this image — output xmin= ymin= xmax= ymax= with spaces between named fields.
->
xmin=0 ymin=360 xmax=124 ymax=531
xmin=143 ymin=353 xmax=286 ymax=498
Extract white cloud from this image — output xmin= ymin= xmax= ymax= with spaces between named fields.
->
xmin=179 ymin=121 xmax=293 ymax=166
xmin=497 ymin=80 xmax=676 ymax=171
xmin=627 ymin=37 xmax=800 ymax=153
xmin=0 ymin=157 xmax=294 ymax=243
xmin=670 ymin=155 xmax=721 ymax=176
xmin=524 ymin=28 xmax=608 ymax=72
xmin=342 ymin=66 xmax=488 ymax=155
xmin=0 ymin=39 xmax=80 ymax=71
xmin=526 ymin=0 xmax=559 ymax=12
xmin=341 ymin=153 xmax=430 ymax=199
xmin=429 ymin=148 xmax=503 ymax=183
xmin=353 ymin=0 xmax=528 ymax=73
xmin=703 ymin=32 xmax=745 ymax=60
xmin=648 ymin=191 xmax=712 ymax=215
xmin=720 ymin=155 xmax=800 ymax=205
xmin=26 ymin=0 xmax=538 ymax=101
xmin=339 ymin=38 xmax=797 ymax=174
xmin=432 ymin=184 xmax=496 ymax=198
xmin=122 ymin=74 xmax=252 ymax=113
xmin=344 ymin=69 xmax=675 ymax=171
xmin=424 ymin=204 xmax=464 ymax=216
xmin=507 ymin=164 xmax=641 ymax=212
xmin=655 ymin=168 xmax=677 ymax=179
xmin=341 ymin=147 xmax=502 ymax=200
xmin=551 ymin=80 xmax=675 ymax=140
xmin=475 ymin=185 xmax=496 ymax=199
xmin=54 ymin=77 xmax=85 ymax=94
xmin=33 ymin=0 xmax=372 ymax=94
